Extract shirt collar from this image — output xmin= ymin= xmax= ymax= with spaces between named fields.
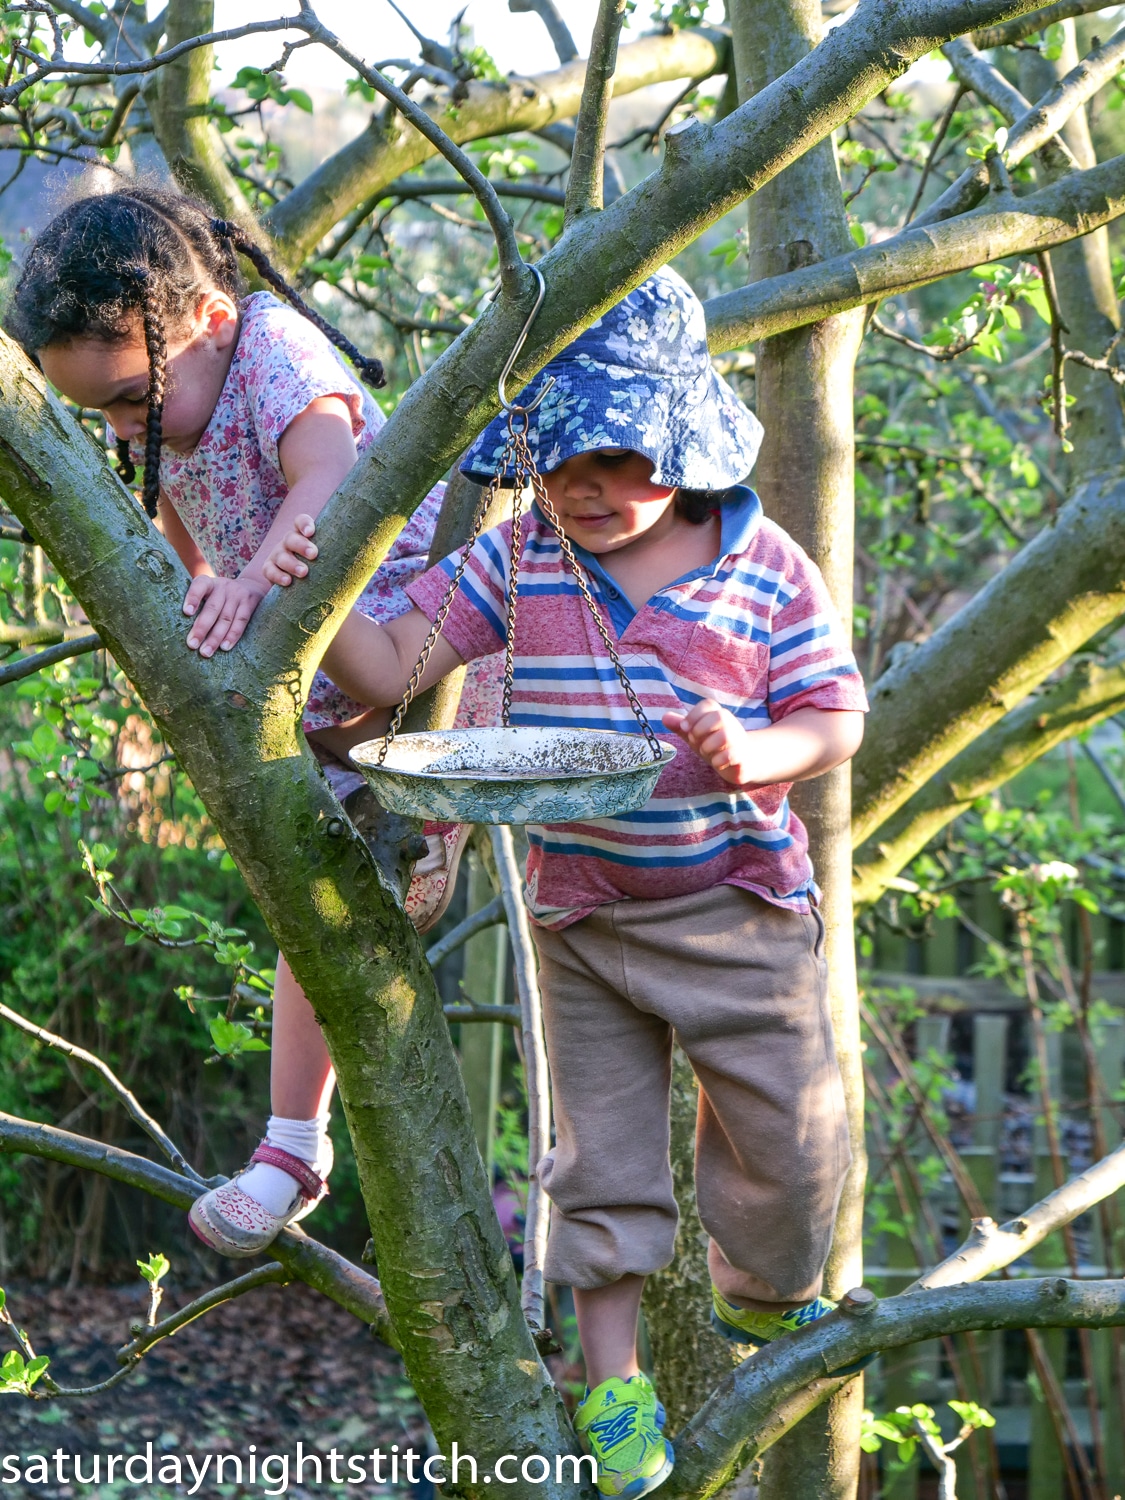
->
xmin=718 ymin=485 xmax=763 ymax=560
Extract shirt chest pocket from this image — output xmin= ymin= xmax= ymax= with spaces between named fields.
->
xmin=681 ymin=621 xmax=770 ymax=701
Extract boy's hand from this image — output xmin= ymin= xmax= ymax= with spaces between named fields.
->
xmin=262 ymin=513 xmax=318 ymax=587
xmin=663 ymin=698 xmax=753 ymax=786
xmin=183 ymin=575 xmax=268 ymax=658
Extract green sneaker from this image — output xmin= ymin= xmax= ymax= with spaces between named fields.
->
xmin=574 ymin=1373 xmax=674 ymax=1499
xmin=710 ymin=1287 xmax=873 ymax=1372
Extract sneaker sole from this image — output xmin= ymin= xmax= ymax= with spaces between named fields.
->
xmin=710 ymin=1308 xmax=874 ymax=1373
xmin=609 ymin=1443 xmax=674 ymax=1500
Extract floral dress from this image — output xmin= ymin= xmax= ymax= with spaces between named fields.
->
xmin=156 ymin=291 xmax=500 ymax=733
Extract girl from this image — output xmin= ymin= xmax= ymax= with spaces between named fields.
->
xmin=8 ymin=185 xmax=499 ymax=1257
xmin=267 ymin=267 xmax=868 ymax=1499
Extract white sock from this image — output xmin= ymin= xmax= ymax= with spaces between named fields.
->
xmin=236 ymin=1113 xmax=333 ymax=1216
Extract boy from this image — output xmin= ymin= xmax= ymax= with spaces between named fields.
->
xmin=265 ymin=267 xmax=867 ymax=1498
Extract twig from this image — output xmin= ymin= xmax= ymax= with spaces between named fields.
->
xmin=0 ymin=632 xmax=100 ymax=687
xmin=425 ymin=893 xmax=505 ymax=967
xmin=0 ymin=999 xmax=205 ymax=1184
xmin=565 ymin=0 xmax=628 ymax=225
xmin=1038 ymin=250 xmax=1070 ymax=449
xmin=489 ymin=826 xmax=551 ymax=1333
xmin=0 ymin=14 xmax=305 ymax=104
xmin=116 ymin=1263 xmax=288 ymax=1362
xmin=293 ymin=1 xmax=524 ymax=288
xmin=0 ymin=1112 xmax=394 ymax=1343
xmin=870 ymin=313 xmax=981 ymax=362
xmin=1063 ymin=343 xmax=1125 ymax=388
xmin=902 ymin=84 xmax=965 ymax=226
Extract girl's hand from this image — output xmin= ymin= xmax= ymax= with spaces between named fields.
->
xmin=262 ymin=513 xmax=318 ymax=587
xmin=662 ymin=698 xmax=753 ymax=786
xmin=183 ymin=575 xmax=269 ymax=658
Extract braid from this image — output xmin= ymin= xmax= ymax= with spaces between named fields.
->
xmin=115 ymin=438 xmax=136 ymax=486
xmin=138 ymin=275 xmax=167 ymax=520
xmin=211 ymin=219 xmax=386 ymax=389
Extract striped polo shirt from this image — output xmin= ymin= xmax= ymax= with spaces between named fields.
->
xmin=407 ymin=486 xmax=868 ymax=928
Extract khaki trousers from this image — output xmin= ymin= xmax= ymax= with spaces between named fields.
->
xmin=532 ymin=884 xmax=850 ymax=1303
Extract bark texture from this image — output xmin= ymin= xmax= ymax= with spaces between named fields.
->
xmin=642 ymin=1050 xmax=740 ymax=1435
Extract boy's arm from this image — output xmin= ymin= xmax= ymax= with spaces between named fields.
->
xmin=662 ymin=700 xmax=864 ymax=789
xmin=322 ymin=606 xmax=466 ymax=709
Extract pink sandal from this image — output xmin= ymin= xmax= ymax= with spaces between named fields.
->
xmin=189 ymin=1143 xmax=329 ymax=1258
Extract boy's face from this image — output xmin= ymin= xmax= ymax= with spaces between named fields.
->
xmin=542 ymin=448 xmax=677 ymax=555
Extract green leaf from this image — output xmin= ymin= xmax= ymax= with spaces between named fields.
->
xmin=1043 ymin=21 xmax=1065 ymax=60
xmin=42 ymin=790 xmax=64 ymax=814
xmin=31 ymin=723 xmax=57 ymax=758
xmin=850 ymin=221 xmax=867 ymax=247
xmin=284 ymin=87 xmax=313 ymax=112
xmin=137 ymin=1252 xmax=170 ymax=1284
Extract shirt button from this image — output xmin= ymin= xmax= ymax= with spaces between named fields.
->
xmin=605 ymin=586 xmax=619 ymax=599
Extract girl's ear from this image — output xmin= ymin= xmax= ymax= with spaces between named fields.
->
xmin=195 ymin=289 xmax=239 ymax=349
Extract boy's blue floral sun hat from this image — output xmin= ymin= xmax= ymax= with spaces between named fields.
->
xmin=460 ymin=265 xmax=763 ymax=490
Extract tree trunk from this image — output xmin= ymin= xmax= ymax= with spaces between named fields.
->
xmin=642 ymin=1049 xmax=741 ymax=1435
xmin=147 ymin=0 xmax=263 ymax=232
xmin=729 ymin=2 xmax=866 ymax=1496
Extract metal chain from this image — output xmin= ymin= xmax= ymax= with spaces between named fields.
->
xmin=501 ymin=452 xmax=526 ymax=729
xmin=518 ymin=435 xmax=665 ymax=762
xmin=376 ymin=433 xmax=517 ymax=764
xmin=377 ymin=362 xmax=664 ymax=765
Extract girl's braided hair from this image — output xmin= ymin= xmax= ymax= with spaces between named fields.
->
xmin=6 ymin=186 xmax=385 ymax=520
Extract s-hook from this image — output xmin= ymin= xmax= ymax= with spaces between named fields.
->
xmin=497 ymin=265 xmax=555 ymax=419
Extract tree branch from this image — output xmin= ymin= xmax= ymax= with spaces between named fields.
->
xmin=705 ymin=153 xmax=1125 ymax=350
xmin=668 ymin=1279 xmax=1125 ymax=1498
xmin=0 ymin=1112 xmax=394 ymax=1343
xmin=383 ymin=176 xmax=566 ymax=206
xmin=0 ymin=632 xmax=100 ymax=686
xmin=509 ymin=0 xmax=578 ymax=65
xmin=147 ymin=0 xmax=259 ymax=229
xmin=916 ymin=23 xmax=1125 ymax=228
xmin=915 ymin=1140 xmax=1125 ymax=1290
xmin=852 ymin=648 xmax=1125 ymax=906
xmin=974 ymin=0 xmax=1114 ymax=50
xmin=263 ymin=26 xmax=730 ymax=265
xmin=0 ymin=999 xmax=204 ymax=1184
xmin=490 ymin=826 xmax=551 ymax=1333
xmin=293 ymin=2 xmax=524 ymax=288
xmin=425 ymin=893 xmax=505 ymax=969
xmin=115 ymin=1262 xmax=289 ymax=1362
xmin=564 ymin=0 xmax=628 ymax=226
xmin=0 ymin=622 xmax=96 ymax=646
xmin=0 ymin=13 xmax=304 ymax=105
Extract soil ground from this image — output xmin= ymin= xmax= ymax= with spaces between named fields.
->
xmin=0 ymin=1277 xmax=430 ymax=1498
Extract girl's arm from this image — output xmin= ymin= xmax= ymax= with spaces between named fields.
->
xmin=184 ymin=396 xmax=359 ymax=658
xmin=662 ymin=700 xmax=864 ymax=788
xmin=159 ymin=494 xmax=211 ymax=578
